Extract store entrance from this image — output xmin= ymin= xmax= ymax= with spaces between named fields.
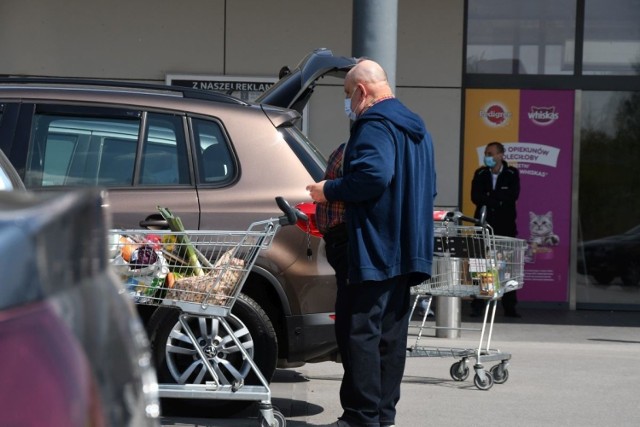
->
xmin=576 ymin=90 xmax=640 ymax=309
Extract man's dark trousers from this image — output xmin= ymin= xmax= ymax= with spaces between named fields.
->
xmin=323 ymin=223 xmax=349 ymax=358
xmin=337 ymin=275 xmax=412 ymax=427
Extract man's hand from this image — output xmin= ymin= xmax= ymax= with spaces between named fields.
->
xmin=306 ymin=181 xmax=327 ymax=203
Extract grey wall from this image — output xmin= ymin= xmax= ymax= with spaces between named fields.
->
xmin=0 ymin=0 xmax=464 ymax=206
xmin=0 ymin=0 xmax=227 ymax=78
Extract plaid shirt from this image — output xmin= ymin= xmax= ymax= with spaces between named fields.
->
xmin=316 ymin=143 xmax=346 ymax=234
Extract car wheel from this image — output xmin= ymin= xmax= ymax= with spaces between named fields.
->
xmin=621 ymin=262 xmax=640 ymax=287
xmin=147 ymin=293 xmax=278 ymax=416
xmin=591 ymin=271 xmax=615 ymax=285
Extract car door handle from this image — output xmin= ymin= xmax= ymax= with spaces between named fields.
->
xmin=139 ymin=219 xmax=168 ymax=228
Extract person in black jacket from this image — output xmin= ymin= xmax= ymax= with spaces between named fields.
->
xmin=470 ymin=141 xmax=521 ymax=317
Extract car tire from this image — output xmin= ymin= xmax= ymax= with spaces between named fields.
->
xmin=621 ymin=262 xmax=640 ymax=287
xmin=147 ymin=293 xmax=278 ymax=417
xmin=592 ymin=271 xmax=615 ymax=285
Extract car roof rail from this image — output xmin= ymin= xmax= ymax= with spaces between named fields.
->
xmin=0 ymin=76 xmax=248 ymax=105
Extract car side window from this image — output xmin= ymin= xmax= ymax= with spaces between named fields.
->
xmin=140 ymin=113 xmax=189 ymax=186
xmin=192 ymin=118 xmax=235 ymax=183
xmin=27 ymin=113 xmax=141 ymax=187
xmin=26 ymin=110 xmax=190 ymax=188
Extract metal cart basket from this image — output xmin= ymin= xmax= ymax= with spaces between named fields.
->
xmin=407 ymin=210 xmax=526 ymax=390
xmin=108 ymin=197 xmax=305 ymax=427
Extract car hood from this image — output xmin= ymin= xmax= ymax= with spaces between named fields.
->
xmin=256 ymin=48 xmax=356 ymax=114
xmin=581 ymin=232 xmax=640 ymax=249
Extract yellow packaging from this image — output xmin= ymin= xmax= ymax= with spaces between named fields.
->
xmin=479 ymin=270 xmax=500 ymax=297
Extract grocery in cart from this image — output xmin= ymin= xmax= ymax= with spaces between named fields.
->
xmin=109 ymin=197 xmax=306 ymax=427
xmin=407 ymin=208 xmax=526 ymax=390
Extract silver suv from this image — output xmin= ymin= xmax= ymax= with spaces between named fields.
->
xmin=0 ymin=49 xmax=356 ymax=415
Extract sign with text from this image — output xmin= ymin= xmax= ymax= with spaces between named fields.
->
xmin=166 ymin=75 xmax=276 ymax=102
xmin=462 ymin=89 xmax=575 ymax=303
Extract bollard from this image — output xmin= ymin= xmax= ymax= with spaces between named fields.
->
xmin=435 ymin=296 xmax=461 ymax=338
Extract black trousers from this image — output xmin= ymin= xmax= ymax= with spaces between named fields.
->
xmin=336 ymin=276 xmax=412 ymax=427
xmin=323 ymin=223 xmax=349 ymax=361
xmin=324 ymin=225 xmax=412 ymax=426
xmin=323 ymin=223 xmax=349 ymax=289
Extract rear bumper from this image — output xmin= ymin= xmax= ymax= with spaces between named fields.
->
xmin=282 ymin=312 xmax=338 ymax=365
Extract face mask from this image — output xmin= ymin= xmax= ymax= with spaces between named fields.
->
xmin=344 ymin=98 xmax=356 ymax=121
xmin=484 ymin=156 xmax=496 ymax=168
xmin=344 ymin=88 xmax=358 ymax=121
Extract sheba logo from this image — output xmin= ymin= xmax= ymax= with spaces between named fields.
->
xmin=528 ymin=106 xmax=559 ymax=126
xmin=480 ymin=103 xmax=511 ymax=127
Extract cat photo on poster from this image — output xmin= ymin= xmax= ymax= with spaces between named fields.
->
xmin=525 ymin=210 xmax=560 ymax=262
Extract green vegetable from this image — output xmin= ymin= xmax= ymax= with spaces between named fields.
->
xmin=157 ymin=206 xmax=205 ymax=277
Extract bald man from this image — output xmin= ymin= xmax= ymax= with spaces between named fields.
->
xmin=307 ymin=59 xmax=437 ymax=427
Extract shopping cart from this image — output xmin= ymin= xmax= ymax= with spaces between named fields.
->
xmin=108 ymin=197 xmax=306 ymax=427
xmin=406 ymin=209 xmax=526 ymax=390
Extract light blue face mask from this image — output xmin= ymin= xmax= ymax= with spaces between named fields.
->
xmin=484 ymin=156 xmax=496 ymax=168
xmin=344 ymin=88 xmax=358 ymax=121
xmin=344 ymin=98 xmax=356 ymax=121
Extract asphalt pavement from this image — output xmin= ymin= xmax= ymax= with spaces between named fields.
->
xmin=161 ymin=306 xmax=640 ymax=427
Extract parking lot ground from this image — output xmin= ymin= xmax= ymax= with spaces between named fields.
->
xmin=162 ymin=307 xmax=640 ymax=427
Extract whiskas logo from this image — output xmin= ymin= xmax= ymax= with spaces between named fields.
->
xmin=480 ymin=103 xmax=511 ymax=127
xmin=528 ymin=106 xmax=559 ymax=126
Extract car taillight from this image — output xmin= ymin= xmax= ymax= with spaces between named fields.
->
xmin=295 ymin=202 xmax=323 ymax=237
xmin=434 ymin=210 xmax=450 ymax=221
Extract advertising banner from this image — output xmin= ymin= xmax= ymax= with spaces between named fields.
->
xmin=462 ymin=89 xmax=574 ymax=302
xmin=165 ymin=74 xmax=276 ymax=102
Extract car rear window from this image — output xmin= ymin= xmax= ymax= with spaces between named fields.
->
xmin=192 ymin=117 xmax=236 ymax=184
xmin=279 ymin=125 xmax=327 ymax=182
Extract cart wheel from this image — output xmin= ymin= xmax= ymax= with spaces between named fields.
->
xmin=450 ymin=361 xmax=469 ymax=381
xmin=259 ymin=409 xmax=286 ymax=427
xmin=473 ymin=371 xmax=494 ymax=390
xmin=490 ymin=364 xmax=509 ymax=384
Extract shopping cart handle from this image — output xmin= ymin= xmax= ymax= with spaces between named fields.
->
xmin=445 ymin=206 xmax=487 ymax=226
xmin=478 ymin=205 xmax=487 ymax=226
xmin=275 ymin=196 xmax=308 ymax=226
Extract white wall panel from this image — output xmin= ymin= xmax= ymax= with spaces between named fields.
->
xmin=398 ymin=0 xmax=464 ymax=87
xmin=224 ymin=0 xmax=352 ymax=76
xmin=0 ymin=0 xmax=226 ymax=79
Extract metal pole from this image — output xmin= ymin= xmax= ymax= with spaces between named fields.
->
xmin=435 ymin=296 xmax=462 ymax=338
xmin=352 ymin=0 xmax=398 ymax=92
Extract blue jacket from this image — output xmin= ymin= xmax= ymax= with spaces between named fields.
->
xmin=324 ymin=98 xmax=437 ymax=284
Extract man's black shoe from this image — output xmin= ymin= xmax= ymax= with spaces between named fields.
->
xmin=504 ymin=311 xmax=521 ymax=318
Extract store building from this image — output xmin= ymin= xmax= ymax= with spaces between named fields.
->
xmin=1 ymin=0 xmax=638 ymax=309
